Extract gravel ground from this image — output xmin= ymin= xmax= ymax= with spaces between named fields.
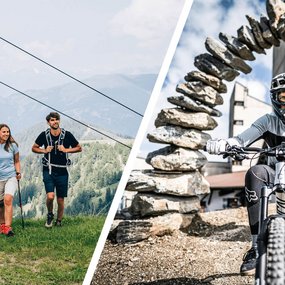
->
xmin=91 ymin=207 xmax=259 ymax=285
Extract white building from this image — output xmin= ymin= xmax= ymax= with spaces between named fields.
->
xmin=273 ymin=41 xmax=285 ymax=76
xmin=229 ymin=82 xmax=272 ymax=172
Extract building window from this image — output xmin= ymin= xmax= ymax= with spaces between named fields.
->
xmin=233 ymin=120 xmax=243 ymax=125
xmin=223 ymin=198 xmax=240 ymax=209
xmin=234 ymin=101 xmax=244 ymax=106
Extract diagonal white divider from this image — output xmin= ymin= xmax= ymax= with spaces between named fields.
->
xmin=82 ymin=1 xmax=194 ymax=284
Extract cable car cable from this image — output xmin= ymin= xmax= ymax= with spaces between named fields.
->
xmin=0 ymin=36 xmax=143 ymax=117
xmin=0 ymin=80 xmax=132 ymax=149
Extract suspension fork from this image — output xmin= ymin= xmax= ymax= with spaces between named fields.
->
xmin=255 ymin=185 xmax=271 ymax=285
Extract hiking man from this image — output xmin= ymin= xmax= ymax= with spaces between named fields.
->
xmin=205 ymin=73 xmax=285 ymax=276
xmin=32 ymin=112 xmax=82 ymax=228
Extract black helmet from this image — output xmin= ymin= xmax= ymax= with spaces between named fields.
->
xmin=270 ymin=73 xmax=285 ymax=123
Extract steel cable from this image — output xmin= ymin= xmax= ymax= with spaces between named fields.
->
xmin=0 ymin=80 xmax=132 ymax=149
xmin=0 ymin=36 xmax=143 ymax=117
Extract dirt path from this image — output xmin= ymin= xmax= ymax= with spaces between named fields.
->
xmin=92 ymin=207 xmax=257 ymax=285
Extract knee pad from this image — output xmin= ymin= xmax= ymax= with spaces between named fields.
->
xmin=245 ymin=164 xmax=274 ymax=184
xmin=246 ymin=165 xmax=266 ymax=179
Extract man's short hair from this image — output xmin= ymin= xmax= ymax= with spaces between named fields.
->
xmin=46 ymin=112 xmax=60 ymax=122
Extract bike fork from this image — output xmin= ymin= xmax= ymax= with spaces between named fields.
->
xmin=255 ymin=186 xmax=271 ymax=285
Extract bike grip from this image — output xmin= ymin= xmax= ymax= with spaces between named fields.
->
xmin=221 ymin=152 xmax=228 ymax=158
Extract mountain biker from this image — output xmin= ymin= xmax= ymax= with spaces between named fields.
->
xmin=205 ymin=72 xmax=285 ymax=276
xmin=32 ymin=112 xmax=82 ymax=228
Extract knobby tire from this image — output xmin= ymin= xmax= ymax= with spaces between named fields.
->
xmin=266 ymin=217 xmax=285 ymax=285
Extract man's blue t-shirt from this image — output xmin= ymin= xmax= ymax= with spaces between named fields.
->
xmin=0 ymin=143 xmax=18 ymax=180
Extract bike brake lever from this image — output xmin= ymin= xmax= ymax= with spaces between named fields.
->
xmin=220 ymin=149 xmax=247 ymax=161
xmin=234 ymin=153 xmax=246 ymax=161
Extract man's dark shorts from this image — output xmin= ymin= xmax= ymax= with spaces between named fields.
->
xmin=43 ymin=170 xmax=68 ymax=198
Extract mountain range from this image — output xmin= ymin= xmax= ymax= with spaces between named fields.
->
xmin=0 ymin=73 xmax=157 ymax=138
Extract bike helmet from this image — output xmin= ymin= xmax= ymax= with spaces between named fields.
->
xmin=270 ymin=73 xmax=285 ymax=123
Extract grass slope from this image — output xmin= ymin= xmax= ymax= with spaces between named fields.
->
xmin=0 ymin=215 xmax=105 ymax=285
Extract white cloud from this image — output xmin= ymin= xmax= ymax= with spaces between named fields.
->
xmin=224 ymin=1 xmax=261 ymax=32
xmin=254 ymin=48 xmax=273 ymax=71
xmin=33 ymin=67 xmax=40 ymax=74
xmin=187 ymin=0 xmax=224 ymax=37
xmin=239 ymin=78 xmax=267 ymax=100
xmin=110 ymin=0 xmax=185 ymax=48
xmin=24 ymin=39 xmax=75 ymax=59
xmin=0 ymin=0 xmax=187 ymax=91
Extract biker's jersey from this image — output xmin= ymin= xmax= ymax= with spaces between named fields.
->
xmin=228 ymin=112 xmax=285 ymax=168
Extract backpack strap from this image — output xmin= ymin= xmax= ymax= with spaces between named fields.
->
xmin=45 ymin=129 xmax=53 ymax=147
xmin=58 ymin=128 xmax=66 ymax=145
xmin=58 ymin=128 xmax=69 ymax=165
xmin=44 ymin=129 xmax=52 ymax=174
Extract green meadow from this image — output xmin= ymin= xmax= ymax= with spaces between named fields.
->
xmin=0 ymin=216 xmax=105 ymax=285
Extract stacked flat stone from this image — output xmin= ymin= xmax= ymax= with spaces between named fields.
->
xmin=110 ymin=0 xmax=285 ymax=244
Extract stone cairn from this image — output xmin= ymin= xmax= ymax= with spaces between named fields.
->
xmin=110 ymin=0 xmax=285 ymax=244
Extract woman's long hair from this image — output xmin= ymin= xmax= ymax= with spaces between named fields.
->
xmin=0 ymin=124 xmax=18 ymax=152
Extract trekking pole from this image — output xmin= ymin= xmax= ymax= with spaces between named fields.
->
xmin=17 ymin=180 xmax=25 ymax=229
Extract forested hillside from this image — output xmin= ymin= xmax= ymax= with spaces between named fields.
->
xmin=13 ymin=140 xmax=131 ymax=218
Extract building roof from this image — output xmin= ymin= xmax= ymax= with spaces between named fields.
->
xmin=205 ymin=171 xmax=246 ymax=189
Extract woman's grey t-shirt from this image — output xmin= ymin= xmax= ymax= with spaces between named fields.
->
xmin=0 ymin=143 xmax=18 ymax=180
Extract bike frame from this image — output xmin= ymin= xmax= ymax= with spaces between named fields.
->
xmin=255 ymin=185 xmax=271 ymax=285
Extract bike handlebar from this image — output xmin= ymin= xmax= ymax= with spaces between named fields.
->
xmin=204 ymin=142 xmax=285 ymax=161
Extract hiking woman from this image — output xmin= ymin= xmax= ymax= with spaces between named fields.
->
xmin=0 ymin=124 xmax=21 ymax=236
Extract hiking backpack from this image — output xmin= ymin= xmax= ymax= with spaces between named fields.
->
xmin=42 ymin=128 xmax=71 ymax=174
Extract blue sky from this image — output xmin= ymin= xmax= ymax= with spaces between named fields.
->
xmin=0 ymin=0 xmax=185 ymax=95
xmin=139 ymin=0 xmax=273 ymax=158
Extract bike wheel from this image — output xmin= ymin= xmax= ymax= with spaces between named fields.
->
xmin=267 ymin=217 xmax=285 ymax=284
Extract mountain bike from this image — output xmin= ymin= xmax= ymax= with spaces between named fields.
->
xmin=213 ymin=142 xmax=285 ymax=285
